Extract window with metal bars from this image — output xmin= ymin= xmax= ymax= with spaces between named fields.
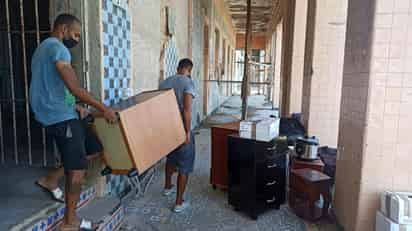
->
xmin=0 ymin=0 xmax=58 ymax=167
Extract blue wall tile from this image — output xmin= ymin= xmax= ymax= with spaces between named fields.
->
xmin=102 ymin=0 xmax=131 ymax=197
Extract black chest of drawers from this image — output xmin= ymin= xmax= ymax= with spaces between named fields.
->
xmin=227 ymin=135 xmax=288 ymax=220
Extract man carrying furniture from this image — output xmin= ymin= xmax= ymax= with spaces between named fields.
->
xmin=159 ymin=58 xmax=196 ymax=213
xmin=30 ymin=14 xmax=117 ymax=231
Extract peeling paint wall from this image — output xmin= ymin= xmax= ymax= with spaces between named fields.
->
xmin=127 ymin=0 xmax=236 ymax=126
xmin=129 ymin=0 xmax=161 ymax=93
xmin=206 ymin=0 xmax=236 ymax=114
xmin=191 ymin=0 xmax=206 ymax=125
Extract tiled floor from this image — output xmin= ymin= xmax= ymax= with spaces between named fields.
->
xmin=122 ymin=96 xmax=341 ymax=231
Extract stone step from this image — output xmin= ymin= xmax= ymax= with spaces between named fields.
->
xmin=10 ymin=186 xmax=125 ymax=231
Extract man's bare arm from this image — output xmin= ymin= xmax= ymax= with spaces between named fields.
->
xmin=56 ymin=61 xmax=106 ymax=112
xmin=183 ymin=93 xmax=193 ymax=135
xmin=56 ymin=61 xmax=117 ymax=123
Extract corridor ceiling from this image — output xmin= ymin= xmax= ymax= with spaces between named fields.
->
xmin=224 ymin=0 xmax=279 ymax=34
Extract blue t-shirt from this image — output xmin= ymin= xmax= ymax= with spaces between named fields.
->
xmin=159 ymin=75 xmax=196 ymax=114
xmin=30 ymin=37 xmax=78 ymax=126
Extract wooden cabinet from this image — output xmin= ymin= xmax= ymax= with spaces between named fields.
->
xmin=289 ymin=169 xmax=333 ymax=220
xmin=94 ymin=90 xmax=185 ymax=175
xmin=227 ymin=135 xmax=289 ymax=220
xmin=210 ymin=122 xmax=239 ymax=190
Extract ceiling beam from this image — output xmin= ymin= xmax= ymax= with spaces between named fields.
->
xmin=224 ymin=0 xmax=278 ymax=34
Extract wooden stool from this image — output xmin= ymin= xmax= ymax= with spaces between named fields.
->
xmin=289 ymin=168 xmax=333 ymax=221
xmin=291 ymin=157 xmax=324 ymax=172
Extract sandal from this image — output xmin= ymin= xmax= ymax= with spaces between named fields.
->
xmin=35 ymin=181 xmax=65 ymax=203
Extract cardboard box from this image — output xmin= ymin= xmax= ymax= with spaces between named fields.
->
xmin=376 ymin=211 xmax=412 ymax=231
xmin=239 ymin=121 xmax=255 ymax=139
xmin=256 ymin=118 xmax=279 ymax=140
xmin=94 ymin=89 xmax=186 ymax=175
xmin=239 ymin=118 xmax=279 ymax=141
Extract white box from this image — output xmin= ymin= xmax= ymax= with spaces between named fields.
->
xmin=381 ymin=191 xmax=412 ymax=225
xmin=376 ymin=211 xmax=412 ymax=231
xmin=239 ymin=118 xmax=280 ymax=141
xmin=239 ymin=121 xmax=254 ymax=132
xmin=239 ymin=121 xmax=254 ymax=139
xmin=256 ymin=118 xmax=279 ymax=141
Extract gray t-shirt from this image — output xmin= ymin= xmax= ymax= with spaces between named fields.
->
xmin=159 ymin=75 xmax=196 ymax=114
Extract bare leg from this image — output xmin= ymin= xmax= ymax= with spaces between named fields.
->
xmin=176 ymin=173 xmax=188 ymax=205
xmin=63 ymin=170 xmax=85 ymax=226
xmin=165 ymin=162 xmax=176 ymax=189
xmin=37 ymin=167 xmax=64 ymax=190
xmin=86 ymin=153 xmax=100 ymax=161
xmin=37 ymin=153 xmax=100 ymax=191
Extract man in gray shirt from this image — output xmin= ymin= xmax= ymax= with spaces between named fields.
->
xmin=159 ymin=59 xmax=195 ymax=213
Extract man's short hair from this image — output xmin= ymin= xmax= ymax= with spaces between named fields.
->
xmin=53 ymin=14 xmax=81 ymax=29
xmin=177 ymin=58 xmax=193 ymax=70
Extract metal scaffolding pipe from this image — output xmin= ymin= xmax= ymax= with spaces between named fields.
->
xmin=241 ymin=0 xmax=252 ymax=120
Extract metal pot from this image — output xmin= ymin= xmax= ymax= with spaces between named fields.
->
xmin=295 ymin=136 xmax=319 ymax=160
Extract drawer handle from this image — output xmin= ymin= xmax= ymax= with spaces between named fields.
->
xmin=267 ymin=163 xmax=277 ymax=168
xmin=266 ymin=196 xmax=276 ymax=203
xmin=266 ymin=180 xmax=277 ymax=186
xmin=267 ymin=145 xmax=277 ymax=151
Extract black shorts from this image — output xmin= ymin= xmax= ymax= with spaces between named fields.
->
xmin=46 ymin=119 xmax=103 ymax=173
xmin=166 ymin=132 xmax=195 ymax=174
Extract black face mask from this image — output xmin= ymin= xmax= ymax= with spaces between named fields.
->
xmin=63 ymin=38 xmax=78 ymax=49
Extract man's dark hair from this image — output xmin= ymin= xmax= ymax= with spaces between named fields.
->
xmin=177 ymin=58 xmax=193 ymax=70
xmin=53 ymin=14 xmax=81 ymax=29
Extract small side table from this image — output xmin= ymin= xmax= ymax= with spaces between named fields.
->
xmin=289 ymin=168 xmax=333 ymax=221
xmin=291 ymin=157 xmax=324 ymax=172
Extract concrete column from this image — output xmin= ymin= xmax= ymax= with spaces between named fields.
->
xmin=301 ymin=0 xmax=347 ymax=147
xmin=335 ymin=0 xmax=412 ymax=229
xmin=289 ymin=0 xmax=308 ymax=114
xmin=273 ymin=23 xmax=283 ymax=109
xmin=279 ymin=0 xmax=295 ymax=117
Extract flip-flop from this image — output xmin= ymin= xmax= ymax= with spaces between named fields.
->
xmin=59 ymin=219 xmax=102 ymax=231
xmin=79 ymin=219 xmax=102 ymax=231
xmin=35 ymin=181 xmax=65 ymax=203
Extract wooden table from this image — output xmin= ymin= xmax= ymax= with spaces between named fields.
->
xmin=291 ymin=157 xmax=324 ymax=172
xmin=210 ymin=121 xmax=240 ymax=190
xmin=289 ymin=168 xmax=333 ymax=221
